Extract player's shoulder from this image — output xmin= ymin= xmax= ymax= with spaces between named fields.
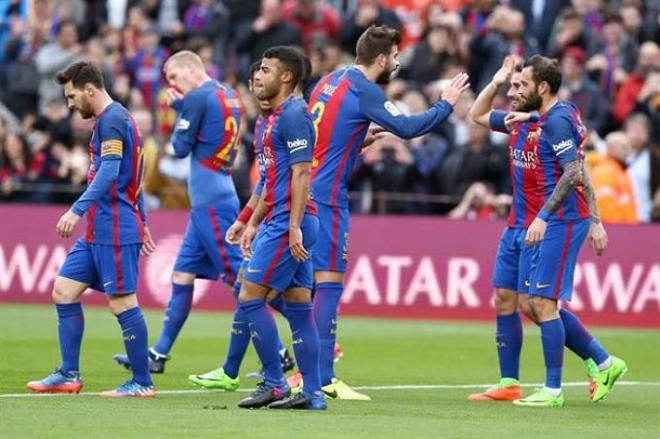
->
xmin=282 ymin=96 xmax=311 ymax=119
xmin=98 ymin=102 xmax=130 ymax=134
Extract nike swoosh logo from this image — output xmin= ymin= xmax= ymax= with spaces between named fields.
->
xmin=246 ymin=268 xmax=261 ymax=273
xmin=323 ymin=389 xmax=338 ymax=398
xmin=536 ymin=283 xmax=551 ymax=289
xmin=103 ymin=281 xmax=114 ymax=287
xmin=524 ymin=280 xmax=531 ymax=287
xmin=602 ymin=375 xmax=610 ymax=387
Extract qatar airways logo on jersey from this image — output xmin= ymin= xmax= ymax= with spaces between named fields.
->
xmin=510 ymin=148 xmax=538 ymax=169
xmin=261 ymin=145 xmax=274 ymax=168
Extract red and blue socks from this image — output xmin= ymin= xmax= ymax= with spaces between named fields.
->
xmin=117 ymin=306 xmax=152 ymax=386
xmin=56 ymin=303 xmax=84 ymax=374
xmin=153 ymin=283 xmax=194 ymax=355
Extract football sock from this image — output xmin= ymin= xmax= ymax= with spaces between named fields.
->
xmin=267 ymin=294 xmax=287 ymax=353
xmin=540 ymin=318 xmax=564 ymax=391
xmin=496 ymin=312 xmax=523 ymax=381
xmin=240 ymin=299 xmax=283 ymax=387
xmin=286 ymin=301 xmax=321 ymax=395
xmin=313 ymin=282 xmax=343 ymax=386
xmin=153 ymin=283 xmax=194 ymax=355
xmin=117 ymin=307 xmax=152 ymax=386
xmin=56 ymin=303 xmax=84 ymax=373
xmin=560 ymin=308 xmax=610 ymax=364
xmin=222 ymin=305 xmax=250 ymax=379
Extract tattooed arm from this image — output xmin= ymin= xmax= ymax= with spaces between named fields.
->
xmin=538 ymin=160 xmax=582 ymax=219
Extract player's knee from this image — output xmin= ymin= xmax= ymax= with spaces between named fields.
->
xmin=529 ymin=296 xmax=558 ymax=321
xmin=52 ymin=279 xmax=77 ymax=304
xmin=107 ymin=294 xmax=138 ymax=315
xmin=494 ymin=289 xmax=518 ymax=314
xmin=283 ymin=287 xmax=311 ymax=303
xmin=518 ymin=297 xmax=538 ymax=323
xmin=314 ymin=271 xmax=343 ymax=283
xmin=172 ymin=271 xmax=195 ymax=285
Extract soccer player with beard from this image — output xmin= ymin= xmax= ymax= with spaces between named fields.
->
xmin=303 ymin=25 xmax=469 ymax=400
xmin=471 ymin=55 xmax=627 ymax=407
xmin=236 ymin=46 xmax=324 ymax=410
xmin=27 ymin=61 xmax=156 ymax=397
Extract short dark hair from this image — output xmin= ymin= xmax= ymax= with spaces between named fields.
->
xmin=604 ymin=13 xmax=624 ymax=26
xmin=249 ymin=60 xmax=262 ymax=81
xmin=262 ymin=46 xmax=304 ymax=89
xmin=356 ymin=25 xmax=402 ymax=66
xmin=523 ymin=55 xmax=562 ymax=95
xmin=55 ymin=61 xmax=104 ymax=90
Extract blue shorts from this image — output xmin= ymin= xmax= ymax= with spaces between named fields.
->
xmin=173 ymin=205 xmax=243 ymax=286
xmin=529 ymin=219 xmax=589 ymax=301
xmin=312 ymin=202 xmax=349 ymax=273
xmin=59 ymin=238 xmax=140 ymax=294
xmin=492 ymin=227 xmax=535 ymax=293
xmin=244 ymin=213 xmax=319 ymax=292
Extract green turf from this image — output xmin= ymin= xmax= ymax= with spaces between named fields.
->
xmin=1 ymin=304 xmax=659 ymax=438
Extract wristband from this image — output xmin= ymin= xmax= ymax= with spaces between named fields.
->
xmin=538 ymin=208 xmax=551 ymax=221
xmin=237 ymin=205 xmax=254 ymax=223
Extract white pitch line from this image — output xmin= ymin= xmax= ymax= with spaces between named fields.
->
xmin=1 ymin=381 xmax=659 ymax=399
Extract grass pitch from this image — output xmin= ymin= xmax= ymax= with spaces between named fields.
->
xmin=0 ymin=304 xmax=658 ymax=438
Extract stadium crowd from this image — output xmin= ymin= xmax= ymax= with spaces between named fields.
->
xmin=0 ymin=0 xmax=658 ymax=222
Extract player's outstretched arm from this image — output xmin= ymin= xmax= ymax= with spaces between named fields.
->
xmin=469 ymin=55 xmax=518 ymax=128
xmin=360 ymin=73 xmax=469 ymax=140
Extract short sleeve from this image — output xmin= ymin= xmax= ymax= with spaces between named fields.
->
xmin=489 ymin=110 xmax=509 ymax=133
xmin=279 ymin=104 xmax=315 ymax=165
xmin=544 ymin=114 xmax=579 ymax=166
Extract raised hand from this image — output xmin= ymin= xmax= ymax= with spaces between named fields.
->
xmin=441 ymin=72 xmax=471 ymax=106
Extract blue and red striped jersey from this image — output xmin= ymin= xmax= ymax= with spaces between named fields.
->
xmin=253 ymin=113 xmax=270 ymax=197
xmin=536 ymin=101 xmax=590 ymax=222
xmin=171 ymin=80 xmax=242 ymax=208
xmin=490 ymin=111 xmax=544 ymax=228
xmin=262 ymin=96 xmax=317 ymax=220
xmin=85 ymin=102 xmax=145 ymax=245
xmin=490 ymin=101 xmax=590 ymax=226
xmin=309 ymin=66 xmax=454 ymax=208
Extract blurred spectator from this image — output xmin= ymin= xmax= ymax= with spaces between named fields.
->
xmin=437 ymin=123 xmax=508 ymax=197
xmin=448 ymin=181 xmax=511 ymax=220
xmin=182 ymin=0 xmax=230 ymax=73
xmin=0 ymin=132 xmax=45 ymax=202
xmin=339 ymin=0 xmax=402 ymax=54
xmin=585 ymin=13 xmax=637 ymax=99
xmin=34 ymin=20 xmax=81 ymax=112
xmin=559 ymin=47 xmax=609 ymax=135
xmin=134 ymin=107 xmax=189 ymax=210
xmin=400 ymin=24 xmax=459 ymax=85
xmin=236 ymin=0 xmax=302 ymax=69
xmin=473 ymin=7 xmax=539 ymax=91
xmin=587 ymin=131 xmax=638 ymax=224
xmin=124 ymin=24 xmax=169 ymax=107
xmin=612 ymin=41 xmax=659 ymax=125
xmin=547 ymin=8 xmax=599 ymax=59
xmin=461 ymin=0 xmax=496 ymax=35
xmin=511 ymin=0 xmax=570 ymax=53
xmin=282 ymin=0 xmax=341 ymax=50
xmin=625 ymin=113 xmax=652 ymax=222
xmin=352 ymin=132 xmax=422 ymax=214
